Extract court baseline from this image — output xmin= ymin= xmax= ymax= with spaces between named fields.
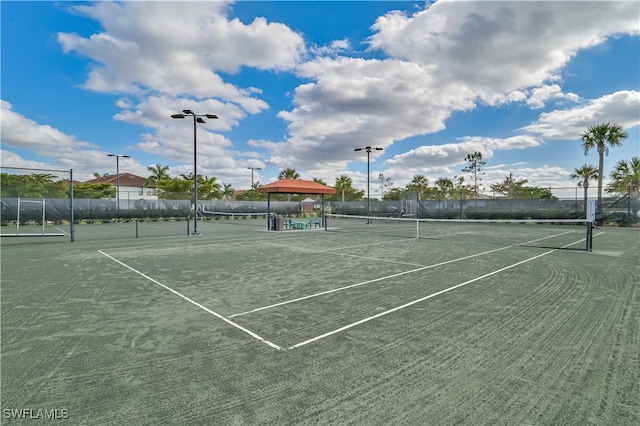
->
xmin=98 ymin=249 xmax=283 ymax=350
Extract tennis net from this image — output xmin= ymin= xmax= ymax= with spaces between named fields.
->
xmin=324 ymin=214 xmax=592 ymax=250
xmin=200 ymin=211 xmax=271 ymax=227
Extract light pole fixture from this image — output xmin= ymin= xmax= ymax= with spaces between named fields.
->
xmin=171 ymin=110 xmax=218 ymax=235
xmin=247 ymin=167 xmax=262 ymax=200
xmin=107 ymin=154 xmax=130 ymax=220
xmin=354 ymin=146 xmax=383 ymax=222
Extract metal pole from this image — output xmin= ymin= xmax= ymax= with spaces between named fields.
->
xmin=367 ymin=148 xmax=370 ymax=220
xmin=116 ymin=156 xmax=120 ymax=221
xmin=628 ymin=185 xmax=632 ymax=227
xmin=193 ymin=115 xmax=198 ymax=235
xmin=171 ymin=111 xmax=218 ymax=236
xmin=69 ymin=169 xmax=75 ymax=242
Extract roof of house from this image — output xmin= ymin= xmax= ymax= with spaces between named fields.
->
xmin=84 ymin=173 xmax=156 ymax=188
xmin=257 ymin=179 xmax=336 ymax=195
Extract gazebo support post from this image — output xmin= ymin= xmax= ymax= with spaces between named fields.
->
xmin=267 ymin=193 xmax=272 ymax=230
xmin=321 ymin=194 xmax=325 ymax=228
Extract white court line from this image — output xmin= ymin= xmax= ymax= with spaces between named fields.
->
xmin=288 ymin=232 xmax=604 ymax=349
xmin=98 ymin=250 xmax=282 ymax=351
xmin=55 ymin=227 xmax=70 ymax=235
xmin=229 ymin=229 xmax=581 ymax=318
xmin=97 ymin=232 xmax=321 ymax=255
xmin=263 ymin=239 xmax=424 ymax=267
xmin=229 ymin=245 xmax=511 ymax=318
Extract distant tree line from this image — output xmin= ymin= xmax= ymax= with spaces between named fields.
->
xmin=2 ymin=122 xmax=635 ymax=210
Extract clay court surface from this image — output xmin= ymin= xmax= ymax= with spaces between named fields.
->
xmin=1 ymin=220 xmax=639 ymax=424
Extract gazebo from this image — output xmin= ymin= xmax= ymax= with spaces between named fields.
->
xmin=257 ymin=179 xmax=336 ymax=230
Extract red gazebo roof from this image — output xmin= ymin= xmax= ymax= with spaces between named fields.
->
xmin=257 ymin=179 xmax=336 ymax=194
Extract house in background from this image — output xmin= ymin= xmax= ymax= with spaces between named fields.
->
xmin=84 ymin=173 xmax=158 ymax=208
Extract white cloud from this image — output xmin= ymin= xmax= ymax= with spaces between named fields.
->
xmin=271 ymin=1 xmax=638 ymax=171
xmin=1 ymin=100 xmax=96 ymax=154
xmin=383 ymin=135 xmax=542 ymax=174
xmin=311 ymin=38 xmax=351 ymax=56
xmin=522 ymin=90 xmax=640 ymax=139
xmin=369 ymin=0 xmax=638 ymax=100
xmin=526 ymin=84 xmax=580 ymax=109
xmin=57 ymin=0 xmax=302 ymax=122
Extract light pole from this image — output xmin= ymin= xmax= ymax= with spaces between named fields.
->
xmin=354 ymin=146 xmax=383 ymax=221
xmin=107 ymin=154 xmax=130 ymax=220
xmin=247 ymin=167 xmax=262 ymax=200
xmin=171 ymin=109 xmax=218 ymax=235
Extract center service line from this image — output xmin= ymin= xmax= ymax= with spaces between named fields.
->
xmin=229 ymin=245 xmax=511 ymax=318
xmin=98 ymin=250 xmax=283 ymax=351
xmin=288 ymin=233 xmax=603 ymax=350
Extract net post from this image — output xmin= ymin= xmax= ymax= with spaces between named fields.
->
xmin=17 ymin=197 xmax=21 ymax=235
xmin=586 ymin=199 xmax=596 ymax=252
xmin=187 ymin=217 xmax=190 ymax=235
xmin=136 ymin=219 xmax=139 ymax=239
xmin=42 ymin=198 xmax=46 ymax=234
xmin=69 ymin=168 xmax=75 ymax=242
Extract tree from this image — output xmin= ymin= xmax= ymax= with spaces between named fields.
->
xmin=406 ymin=175 xmax=429 ymax=200
xmin=333 ymin=175 xmax=364 ymax=201
xmin=156 ymin=177 xmax=191 ymax=199
xmin=335 ymin=175 xmax=351 ymax=202
xmin=378 ymin=173 xmax=393 ymax=199
xmin=278 ymin=168 xmax=300 ymax=180
xmin=581 ymin=123 xmax=628 ymax=214
xmin=383 ymin=187 xmax=405 ymax=201
xmin=570 ymin=164 xmax=599 ymax=216
xmin=607 ymin=157 xmax=640 ymax=197
xmin=490 ymin=173 xmax=528 ymax=198
xmin=452 ymin=175 xmax=473 ymax=200
xmin=0 ymin=173 xmax=67 ymax=198
xmin=434 ymin=177 xmax=454 ymax=199
xmin=462 ymin=152 xmax=486 ymax=198
xmin=197 ymin=175 xmax=222 ymax=200
xmin=93 ymin=172 xmax=108 ymax=178
xmin=222 ymin=183 xmax=235 ymax=200
xmin=313 ymin=178 xmax=327 ymax=186
xmin=146 ymin=164 xmax=170 ymax=186
xmin=278 ymin=168 xmax=300 ymax=201
xmin=73 ymin=182 xmax=116 ymax=199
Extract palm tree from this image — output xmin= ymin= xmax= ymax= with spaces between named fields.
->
xmin=570 ymin=164 xmax=598 ymax=217
xmin=146 ymin=164 xmax=170 ymax=186
xmin=581 ymin=123 xmax=628 ymax=214
xmin=278 ymin=168 xmax=300 ymax=180
xmin=335 ymin=175 xmax=352 ymax=202
xmin=278 ymin=168 xmax=300 ymax=200
xmin=608 ymin=156 xmax=640 ymax=197
xmin=406 ymin=174 xmax=429 ymax=200
xmin=434 ymin=177 xmax=454 ymax=199
xmin=222 ymin=183 xmax=235 ymax=200
xmin=199 ymin=176 xmax=222 ymax=200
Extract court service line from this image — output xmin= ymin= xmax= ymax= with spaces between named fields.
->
xmin=228 ymin=245 xmax=511 ymax=318
xmin=263 ymin=239 xmax=423 ymax=267
xmin=98 ymin=250 xmax=283 ymax=350
xmin=288 ymin=232 xmax=604 ymax=349
xmin=230 ymin=229 xmax=584 ymax=318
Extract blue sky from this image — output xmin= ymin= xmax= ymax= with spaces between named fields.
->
xmin=2 ymin=0 xmax=639 ymax=199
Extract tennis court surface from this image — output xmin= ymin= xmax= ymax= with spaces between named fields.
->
xmin=2 ymin=221 xmax=639 ymax=424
